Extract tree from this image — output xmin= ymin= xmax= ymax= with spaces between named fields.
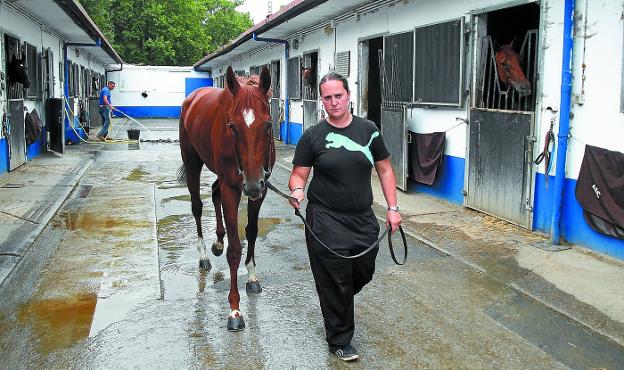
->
xmin=80 ymin=0 xmax=252 ymax=66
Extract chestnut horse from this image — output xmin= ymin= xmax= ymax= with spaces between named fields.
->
xmin=495 ymin=41 xmax=530 ymax=96
xmin=179 ymin=65 xmax=275 ymax=331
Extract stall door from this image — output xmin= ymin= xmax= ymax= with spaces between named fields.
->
xmin=381 ymin=31 xmax=413 ymax=190
xmin=466 ymin=109 xmax=534 ymax=227
xmin=8 ymin=100 xmax=26 ymax=170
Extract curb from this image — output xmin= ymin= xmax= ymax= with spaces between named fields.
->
xmin=0 ymin=156 xmax=93 ymax=291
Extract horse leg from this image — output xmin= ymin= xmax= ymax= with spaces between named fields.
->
xmin=244 ymin=194 xmax=266 ymax=294
xmin=181 ymin=144 xmax=211 ymax=271
xmin=210 ymin=179 xmax=226 ymax=256
xmin=221 ymin=183 xmax=245 ymax=331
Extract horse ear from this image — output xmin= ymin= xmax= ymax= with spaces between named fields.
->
xmin=226 ymin=66 xmax=240 ymax=96
xmin=259 ymin=66 xmax=271 ymax=95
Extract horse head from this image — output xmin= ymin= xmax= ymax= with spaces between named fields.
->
xmin=226 ymin=65 xmax=273 ymax=200
xmin=302 ymin=66 xmax=316 ymax=87
xmin=8 ymin=55 xmax=31 ymax=89
xmin=495 ymin=41 xmax=530 ymax=96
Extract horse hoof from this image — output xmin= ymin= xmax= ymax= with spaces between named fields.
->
xmin=227 ymin=316 xmax=245 ymax=332
xmin=246 ymin=280 xmax=262 ymax=294
xmin=199 ymin=259 xmax=211 ymax=271
xmin=212 ymin=242 xmax=224 ymax=256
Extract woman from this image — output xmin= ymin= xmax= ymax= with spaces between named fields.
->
xmin=288 ymin=72 xmax=401 ymax=362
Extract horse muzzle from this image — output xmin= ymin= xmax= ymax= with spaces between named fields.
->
xmin=242 ymin=178 xmax=266 ymax=200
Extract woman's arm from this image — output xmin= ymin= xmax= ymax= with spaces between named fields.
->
xmin=288 ymin=166 xmax=312 ymax=209
xmin=374 ymin=158 xmax=402 ymax=232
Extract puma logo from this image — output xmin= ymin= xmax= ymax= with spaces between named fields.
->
xmin=325 ymin=132 xmax=379 ymax=164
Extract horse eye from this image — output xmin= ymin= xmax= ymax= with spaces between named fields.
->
xmin=265 ymin=121 xmax=272 ymax=131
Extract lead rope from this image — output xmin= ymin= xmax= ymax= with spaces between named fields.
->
xmin=266 ymin=181 xmax=407 ymax=265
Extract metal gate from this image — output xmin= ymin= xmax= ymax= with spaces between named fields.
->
xmin=46 ymin=98 xmax=64 ymax=154
xmin=270 ymin=98 xmax=281 ymax=140
xmin=302 ymin=101 xmax=318 ymax=131
xmin=302 ymin=53 xmax=318 ymax=131
xmin=270 ymin=60 xmax=281 ymax=140
xmin=466 ymin=110 xmax=533 ymax=227
xmin=467 ymin=29 xmax=539 ymax=229
xmin=8 ymin=100 xmax=26 ymax=171
xmin=381 ymin=31 xmax=413 ymax=191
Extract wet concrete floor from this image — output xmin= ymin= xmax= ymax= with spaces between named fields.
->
xmin=0 ymin=121 xmax=622 ymax=369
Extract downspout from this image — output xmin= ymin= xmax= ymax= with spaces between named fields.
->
xmin=63 ymin=39 xmax=103 ymax=133
xmin=252 ymin=32 xmax=291 ymax=144
xmin=550 ymin=0 xmax=576 ymax=244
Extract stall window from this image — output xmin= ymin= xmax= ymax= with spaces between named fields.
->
xmin=335 ymin=51 xmax=350 ymax=77
xmin=413 ymin=18 xmax=464 ymax=106
xmin=24 ymin=42 xmax=41 ymax=99
xmin=287 ymin=56 xmax=301 ymax=100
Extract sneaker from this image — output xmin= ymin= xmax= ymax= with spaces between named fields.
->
xmin=332 ymin=344 xmax=360 ymax=362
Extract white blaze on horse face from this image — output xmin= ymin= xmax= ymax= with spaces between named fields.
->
xmin=246 ymin=261 xmax=258 ymax=282
xmin=228 ymin=309 xmax=241 ymax=318
xmin=242 ymin=109 xmax=255 ymax=127
xmin=197 ymin=237 xmax=208 ymax=260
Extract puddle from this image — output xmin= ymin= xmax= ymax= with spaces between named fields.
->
xmin=125 ymin=168 xmax=150 ymax=182
xmin=237 ymin=209 xmax=286 ymax=238
xmin=52 ymin=211 xmax=151 ymax=236
xmin=162 ymin=194 xmax=212 ymax=203
xmin=17 ymin=293 xmax=97 ymax=354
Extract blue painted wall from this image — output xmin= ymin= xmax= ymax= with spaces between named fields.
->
xmin=26 ymin=137 xmax=43 ymax=160
xmin=112 ymin=106 xmax=181 ymax=119
xmin=408 ymin=154 xmax=465 ymax=204
xmin=185 ymin=77 xmax=213 ymax=97
xmin=533 ymin=173 xmax=624 ymax=260
xmin=280 ymin=122 xmax=302 ymax=145
xmin=0 ymin=138 xmax=8 ymax=174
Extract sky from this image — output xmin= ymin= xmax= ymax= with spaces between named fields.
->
xmin=236 ymin=0 xmax=292 ymax=25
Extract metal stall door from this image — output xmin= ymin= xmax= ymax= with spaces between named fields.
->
xmin=381 ymin=31 xmax=413 ymax=191
xmin=8 ymin=100 xmax=26 ymax=170
xmin=270 ymin=98 xmax=281 ymax=140
xmin=302 ymin=53 xmax=318 ymax=131
xmin=270 ymin=60 xmax=281 ymax=140
xmin=466 ymin=109 xmax=533 ymax=228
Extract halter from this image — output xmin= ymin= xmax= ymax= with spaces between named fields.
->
xmin=227 ymin=120 xmax=274 ymax=181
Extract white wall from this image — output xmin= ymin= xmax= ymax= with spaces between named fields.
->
xmin=210 ymin=0 xmax=624 ymax=180
xmin=0 ymin=1 xmax=108 ymax=139
xmin=108 ymin=65 xmax=211 ymax=107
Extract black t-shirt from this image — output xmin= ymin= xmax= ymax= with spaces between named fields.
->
xmin=292 ymin=116 xmax=390 ymax=213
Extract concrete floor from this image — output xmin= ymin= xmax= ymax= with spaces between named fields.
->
xmin=0 ymin=119 xmax=622 ymax=369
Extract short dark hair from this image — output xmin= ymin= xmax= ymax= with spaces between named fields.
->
xmin=318 ymin=72 xmax=349 ymax=95
xmin=108 ymin=81 xmax=116 ymax=85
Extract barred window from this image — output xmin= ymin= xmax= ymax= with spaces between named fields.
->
xmin=25 ymin=42 xmax=41 ymax=99
xmin=414 ymin=18 xmax=464 ymax=106
xmin=287 ymin=56 xmax=301 ymax=100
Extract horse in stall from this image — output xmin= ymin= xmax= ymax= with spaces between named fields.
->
xmin=179 ymin=65 xmax=274 ymax=331
xmin=7 ymin=54 xmax=31 ymax=89
xmin=495 ymin=41 xmax=530 ymax=96
xmin=302 ymin=65 xmax=316 ymax=87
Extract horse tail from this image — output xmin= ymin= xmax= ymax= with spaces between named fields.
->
xmin=177 ymin=165 xmax=187 ymax=184
xmin=366 ymin=132 xmax=380 ymax=148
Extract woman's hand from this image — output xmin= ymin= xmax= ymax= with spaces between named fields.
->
xmin=386 ymin=209 xmax=402 ymax=233
xmin=289 ymin=187 xmax=305 ymax=209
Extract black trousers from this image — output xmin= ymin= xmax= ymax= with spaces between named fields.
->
xmin=305 ymin=203 xmax=379 ymax=350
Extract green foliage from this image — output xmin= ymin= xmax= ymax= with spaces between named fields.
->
xmin=80 ymin=0 xmax=252 ymax=66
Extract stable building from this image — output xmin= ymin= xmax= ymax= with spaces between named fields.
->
xmin=193 ymin=0 xmax=624 ymax=260
xmin=0 ymin=0 xmax=122 ymax=172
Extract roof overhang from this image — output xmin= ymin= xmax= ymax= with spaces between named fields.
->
xmin=194 ymin=0 xmax=374 ymax=71
xmin=6 ymin=0 xmax=122 ymax=65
